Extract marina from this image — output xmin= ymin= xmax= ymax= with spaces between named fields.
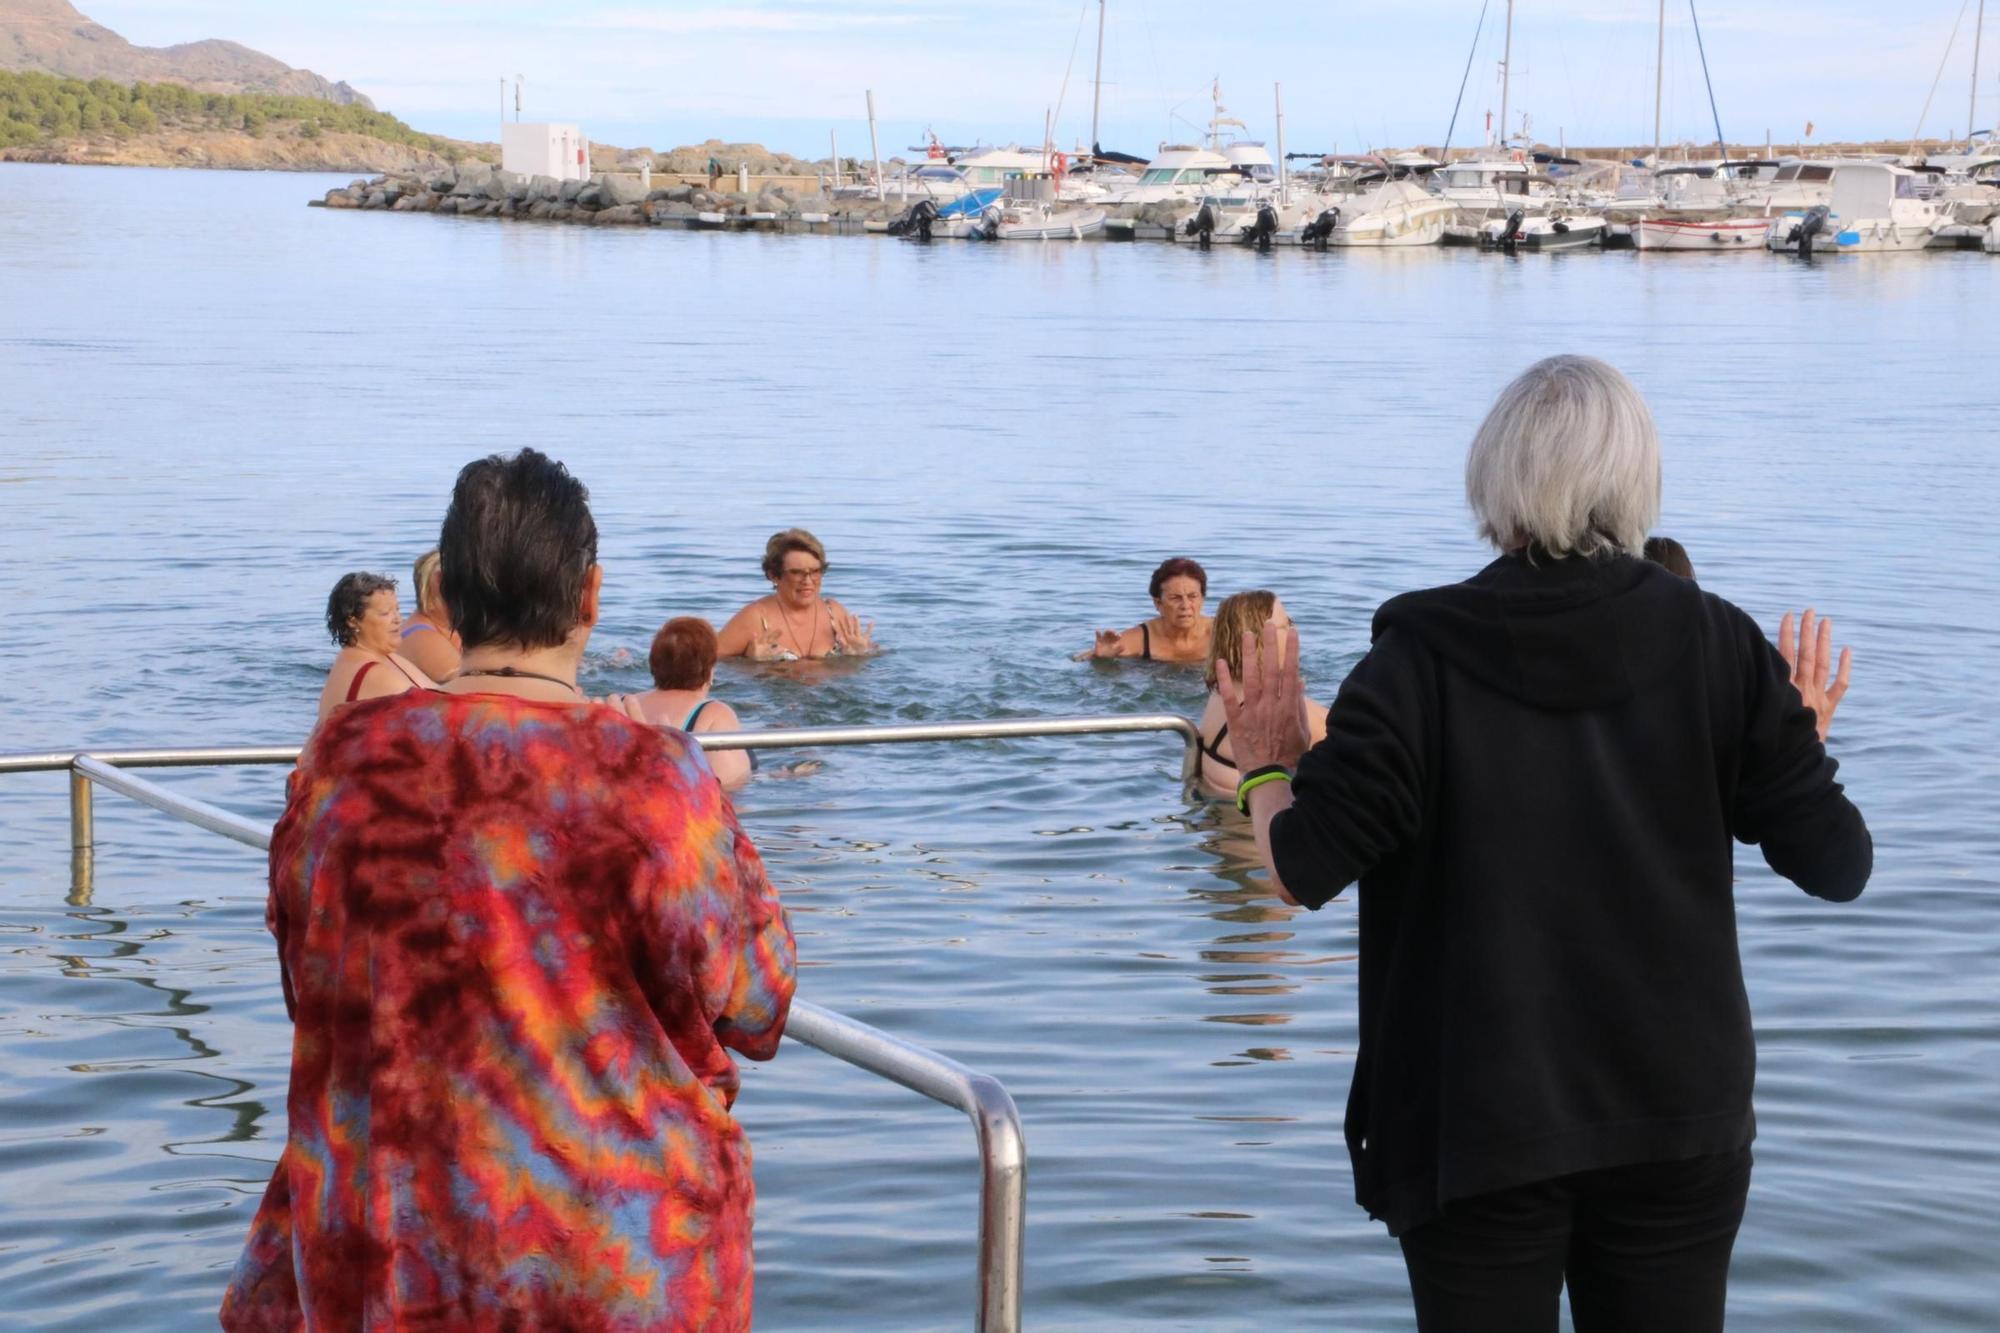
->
xmin=3 ymin=161 xmax=1998 ymax=1328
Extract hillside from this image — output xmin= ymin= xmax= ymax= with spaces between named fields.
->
xmin=0 ymin=0 xmax=368 ymax=106
xmin=0 ymin=70 xmax=492 ymax=171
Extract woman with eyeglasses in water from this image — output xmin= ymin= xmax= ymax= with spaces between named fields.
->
xmin=716 ymin=528 xmax=875 ymax=661
xmin=1078 ymin=557 xmax=1214 ymax=664
xmin=1195 ymin=590 xmax=1328 ymax=800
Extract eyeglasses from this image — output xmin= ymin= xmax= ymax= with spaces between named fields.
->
xmin=781 ymin=565 xmax=825 ymax=580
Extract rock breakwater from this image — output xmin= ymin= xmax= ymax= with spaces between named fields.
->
xmin=313 ymin=161 xmax=912 ymax=230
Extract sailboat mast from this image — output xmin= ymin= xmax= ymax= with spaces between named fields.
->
xmin=1499 ymin=0 xmax=1515 ymax=148
xmin=1653 ymin=0 xmax=1667 ymax=164
xmin=1972 ymin=0 xmax=1987 ymax=147
xmin=1091 ymin=0 xmax=1108 ymax=154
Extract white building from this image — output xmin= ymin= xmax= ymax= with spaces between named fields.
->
xmin=501 ymin=123 xmax=591 ymax=182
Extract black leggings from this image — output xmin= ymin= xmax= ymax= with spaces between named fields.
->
xmin=1398 ymin=1148 xmax=1753 ymax=1333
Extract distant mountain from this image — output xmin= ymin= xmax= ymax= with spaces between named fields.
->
xmin=0 ymin=0 xmax=371 ymax=107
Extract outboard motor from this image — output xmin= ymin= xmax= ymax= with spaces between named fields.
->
xmin=888 ymin=197 xmax=940 ymax=241
xmin=1494 ymin=208 xmax=1526 ymax=253
xmin=1787 ymin=204 xmax=1832 ymax=258
xmin=1245 ymin=202 xmax=1280 ymax=251
xmin=972 ymin=205 xmax=1002 ymax=241
xmin=1185 ymin=202 xmax=1217 ymax=248
xmin=1300 ymin=207 xmax=1341 ymax=251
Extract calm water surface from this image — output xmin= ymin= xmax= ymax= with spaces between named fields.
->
xmin=1 ymin=163 xmax=1997 ymax=1329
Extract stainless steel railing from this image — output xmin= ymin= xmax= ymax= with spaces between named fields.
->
xmin=47 ymin=753 xmax=1029 ymax=1330
xmin=1 ymin=712 xmax=1201 ymax=872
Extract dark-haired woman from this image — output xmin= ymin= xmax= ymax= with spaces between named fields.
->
xmin=716 ymin=527 xmax=875 ymax=660
xmin=314 ymin=571 xmax=435 ymax=721
xmin=1079 ymin=556 xmax=1213 ymax=663
xmin=226 ymin=448 xmax=796 ymax=1330
xmin=618 ymin=617 xmax=753 ymax=788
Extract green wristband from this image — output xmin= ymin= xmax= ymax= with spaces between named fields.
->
xmin=1236 ymin=766 xmax=1293 ymax=814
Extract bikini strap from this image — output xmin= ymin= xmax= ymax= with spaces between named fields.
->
xmin=401 ymin=622 xmax=435 ymax=638
xmin=1201 ymin=721 xmax=1232 ymax=764
xmin=344 ymin=660 xmax=377 ymax=702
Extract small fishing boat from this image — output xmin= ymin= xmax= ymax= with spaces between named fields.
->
xmin=1632 ymin=216 xmax=1773 ymax=250
xmin=1479 ymin=208 xmax=1607 ymax=252
xmin=990 ymin=200 xmax=1107 ymax=240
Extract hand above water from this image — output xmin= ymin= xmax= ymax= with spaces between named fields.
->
xmin=1076 ymin=628 xmax=1124 ymax=661
xmin=1778 ymin=608 xmax=1852 ymax=743
xmin=1214 ymin=623 xmax=1312 ymax=774
xmin=747 ymin=617 xmax=790 ymax=662
xmin=831 ymin=605 xmax=876 ymax=655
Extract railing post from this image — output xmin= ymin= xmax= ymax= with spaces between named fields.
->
xmin=971 ymin=1073 xmax=1027 ymax=1332
xmin=68 ymin=763 xmax=94 ymax=905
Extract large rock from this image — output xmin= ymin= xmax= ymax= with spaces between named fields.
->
xmin=323 ymin=188 xmax=360 ymax=209
xmin=451 ymin=164 xmax=495 ymax=197
xmin=528 ymin=199 xmax=557 ymax=219
xmin=491 ymin=170 xmax=526 ymax=200
xmin=597 ymin=173 xmax=649 ymax=207
xmin=558 ymin=178 xmax=583 ymax=203
xmin=596 ymin=204 xmax=645 ymax=225
xmin=576 ymin=184 xmax=604 ymax=208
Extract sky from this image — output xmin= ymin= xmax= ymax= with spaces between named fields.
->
xmin=82 ymin=1 xmax=2000 ymax=156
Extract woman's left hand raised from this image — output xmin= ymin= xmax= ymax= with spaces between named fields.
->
xmin=832 ymin=605 xmax=876 ymax=655
xmin=1214 ymin=623 xmax=1312 ymax=772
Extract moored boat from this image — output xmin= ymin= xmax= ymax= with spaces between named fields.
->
xmin=1479 ymin=208 xmax=1607 ymax=252
xmin=1765 ymin=162 xmax=1949 ymax=254
xmin=1633 ymin=216 xmax=1773 ymax=250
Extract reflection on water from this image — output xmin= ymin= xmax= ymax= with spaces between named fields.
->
xmin=2 ymin=163 xmax=1999 ymax=1328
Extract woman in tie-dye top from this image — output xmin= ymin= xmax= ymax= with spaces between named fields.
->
xmin=223 ymin=449 xmax=796 ymax=1332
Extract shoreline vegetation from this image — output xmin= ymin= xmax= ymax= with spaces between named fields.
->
xmin=0 ymin=70 xmax=486 ymax=172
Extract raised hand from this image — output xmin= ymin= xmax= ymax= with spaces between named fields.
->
xmin=1214 ymin=623 xmax=1311 ymax=773
xmin=1089 ymin=628 xmax=1124 ymax=658
xmin=748 ymin=616 xmax=786 ymax=662
xmin=832 ymin=605 xmax=876 ymax=655
xmin=1778 ymin=608 xmax=1852 ymax=743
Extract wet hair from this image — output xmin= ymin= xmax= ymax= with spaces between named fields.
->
xmin=649 ymin=617 xmax=719 ymax=691
xmin=761 ymin=528 xmax=828 ymax=580
xmin=1206 ymin=589 xmax=1278 ymax=689
xmin=1643 ymin=536 xmax=1695 ymax=579
xmin=1149 ymin=557 xmax=1208 ymax=600
xmin=439 ymin=448 xmax=598 ymax=652
xmin=326 ymin=572 xmax=397 ymax=647
xmin=1466 ymin=355 xmax=1661 ymax=559
xmin=412 ymin=549 xmax=444 ymax=615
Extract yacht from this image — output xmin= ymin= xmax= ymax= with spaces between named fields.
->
xmin=1298 ymin=179 xmax=1456 ymax=247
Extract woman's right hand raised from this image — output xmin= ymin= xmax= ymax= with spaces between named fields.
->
xmin=747 ymin=617 xmax=786 ymax=661
xmin=1088 ymin=629 xmax=1123 ymax=659
xmin=1778 ymin=608 xmax=1852 ymax=743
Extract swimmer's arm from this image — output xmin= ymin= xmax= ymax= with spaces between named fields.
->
xmin=715 ymin=604 xmax=762 ymax=659
xmin=695 ymin=702 xmax=753 ymax=789
xmin=1074 ymin=625 xmax=1144 ymax=660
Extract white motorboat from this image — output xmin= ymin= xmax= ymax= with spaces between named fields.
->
xmin=1103 ymin=144 xmax=1236 ymax=209
xmin=1480 ymin=207 xmax=1608 ymax=251
xmin=1178 ymin=190 xmax=1324 ymax=246
xmin=1297 ymin=180 xmax=1455 ymax=247
xmin=1765 ymin=162 xmax=1950 ymax=254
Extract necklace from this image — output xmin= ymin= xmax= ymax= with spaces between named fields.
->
xmin=773 ymin=598 xmax=821 ymax=659
xmin=456 ymin=665 xmax=582 ymax=697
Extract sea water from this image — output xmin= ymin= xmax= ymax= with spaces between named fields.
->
xmin=1 ymin=163 xmax=1997 ymax=1328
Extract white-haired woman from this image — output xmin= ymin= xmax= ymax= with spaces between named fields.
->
xmin=1217 ymin=355 xmax=1869 ymax=1333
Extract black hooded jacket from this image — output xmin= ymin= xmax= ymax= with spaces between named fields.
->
xmin=1268 ymin=552 xmax=1871 ymax=1236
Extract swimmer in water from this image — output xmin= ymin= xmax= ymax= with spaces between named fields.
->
xmin=716 ymin=528 xmax=875 ymax=661
xmin=611 ymin=617 xmax=753 ymax=788
xmin=316 ymin=572 xmax=436 ymax=721
xmin=1078 ymin=557 xmax=1214 ymax=664
xmin=1194 ymin=590 xmax=1327 ymax=800
xmin=397 ymin=549 xmax=462 ymax=681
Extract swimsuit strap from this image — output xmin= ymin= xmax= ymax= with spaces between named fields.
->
xmin=401 ymin=622 xmax=436 ymax=638
xmin=344 ymin=659 xmax=377 ymax=702
xmin=1201 ymin=720 xmax=1232 ymax=764
xmin=1140 ymin=623 xmax=1153 ymax=661
xmin=681 ymin=699 xmax=713 ymax=731
xmin=387 ymin=655 xmax=427 ymax=688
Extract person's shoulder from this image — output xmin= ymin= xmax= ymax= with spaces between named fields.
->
xmin=697 ymin=699 xmax=743 ymax=731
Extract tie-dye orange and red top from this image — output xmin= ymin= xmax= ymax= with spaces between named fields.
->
xmin=221 ymin=690 xmax=797 ymax=1332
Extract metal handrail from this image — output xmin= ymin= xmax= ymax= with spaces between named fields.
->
xmin=0 ymin=712 xmax=1201 ymax=775
xmin=59 ymin=754 xmax=1027 ymax=1330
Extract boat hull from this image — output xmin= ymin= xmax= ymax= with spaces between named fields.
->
xmin=1480 ymin=220 xmax=1606 ymax=251
xmin=1633 ymin=217 xmax=1771 ymax=251
xmin=996 ymin=207 xmax=1107 ymax=240
xmin=1764 ymin=218 xmax=1940 ymax=253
